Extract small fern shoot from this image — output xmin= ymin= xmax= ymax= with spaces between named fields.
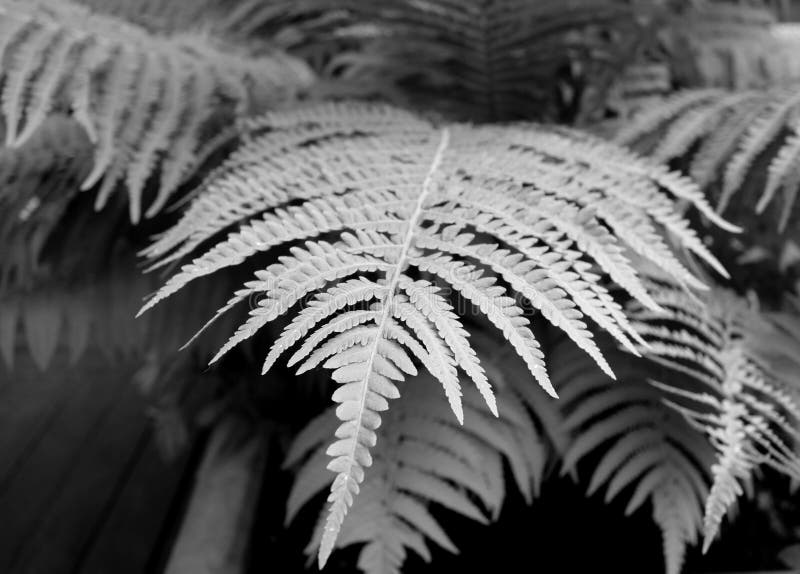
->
xmin=0 ymin=0 xmax=312 ymax=222
xmin=285 ymin=372 xmax=543 ymax=571
xmin=627 ymin=276 xmax=800 ymax=552
xmin=139 ymin=102 xmax=733 ymax=560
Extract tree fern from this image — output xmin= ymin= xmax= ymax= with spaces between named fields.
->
xmin=285 ymin=372 xmax=543 ymax=570
xmin=137 ymin=101 xmax=734 ymax=559
xmin=626 ymin=275 xmax=800 ymax=551
xmin=616 ymin=85 xmax=800 ymax=231
xmin=0 ymin=0 xmax=311 ymax=222
xmin=553 ymin=337 xmax=715 ymax=574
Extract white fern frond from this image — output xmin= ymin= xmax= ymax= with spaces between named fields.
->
xmin=0 ymin=0 xmax=312 ymax=222
xmin=628 ymin=278 xmax=800 ymax=552
xmin=139 ymin=102 xmax=730 ymax=560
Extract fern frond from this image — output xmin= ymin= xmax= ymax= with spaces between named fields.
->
xmin=285 ymin=373 xmax=542 ymax=572
xmin=139 ymin=102 xmax=730 ymax=558
xmin=618 ymin=86 xmax=800 ymax=231
xmin=554 ymin=338 xmax=714 ymax=574
xmin=628 ymin=278 xmax=800 ymax=551
xmin=0 ymin=0 xmax=312 ymax=222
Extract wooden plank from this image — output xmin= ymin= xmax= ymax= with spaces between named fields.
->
xmin=77 ymin=435 xmax=190 ymax=574
xmin=8 ymin=376 xmax=149 ymax=574
xmin=0 ymin=356 xmax=122 ymax=571
xmin=0 ymin=348 xmax=78 ymax=489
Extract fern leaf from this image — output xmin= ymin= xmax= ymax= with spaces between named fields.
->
xmin=0 ymin=0 xmax=312 ymax=222
xmin=615 ymin=89 xmax=725 ymax=147
xmin=400 ymin=278 xmax=494 ymax=413
xmin=287 ymin=374 xmax=542 ymax=573
xmin=555 ymin=339 xmax=713 ymax=574
xmin=139 ymin=102 xmax=730 ymax=559
xmin=650 ymin=92 xmax=760 ymax=164
xmin=722 ymin=89 xmax=800 ymax=210
xmin=620 ymin=86 xmax=800 ymax=231
xmin=628 ymin=278 xmax=800 ymax=553
xmin=268 ymin=279 xmax=387 ymax=373
xmin=760 ymin=118 xmax=800 ymax=214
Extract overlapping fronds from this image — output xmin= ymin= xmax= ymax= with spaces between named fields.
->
xmin=617 ymin=86 xmax=800 ymax=231
xmin=659 ymin=2 xmax=798 ymax=90
xmin=0 ymin=0 xmax=311 ymax=222
xmin=284 ymin=373 xmax=544 ymax=571
xmin=553 ymin=338 xmax=714 ymax=574
xmin=138 ymin=102 xmax=734 ymax=558
xmin=222 ymin=0 xmax=650 ymax=121
xmin=627 ymin=276 xmax=800 ymax=552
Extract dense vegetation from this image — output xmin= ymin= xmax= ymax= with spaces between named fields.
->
xmin=2 ymin=1 xmax=800 ymax=572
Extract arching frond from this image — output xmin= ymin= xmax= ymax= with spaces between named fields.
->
xmin=139 ymin=102 xmax=730 ymax=558
xmin=553 ymin=338 xmax=714 ymax=574
xmin=0 ymin=0 xmax=312 ymax=222
xmin=627 ymin=277 xmax=800 ymax=552
xmin=284 ymin=373 xmax=543 ymax=572
xmin=617 ymin=86 xmax=800 ymax=231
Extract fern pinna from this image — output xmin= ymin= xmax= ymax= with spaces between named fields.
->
xmin=0 ymin=0 xmax=311 ymax=222
xmin=285 ymin=372 xmax=543 ymax=573
xmin=627 ymin=276 xmax=800 ymax=552
xmin=138 ymin=102 xmax=733 ymax=566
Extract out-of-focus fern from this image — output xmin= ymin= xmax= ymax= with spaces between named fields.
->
xmin=221 ymin=0 xmax=652 ymax=121
xmin=553 ymin=337 xmax=715 ymax=574
xmin=138 ymin=102 xmax=734 ymax=562
xmin=0 ymin=247 xmax=240 ymax=371
xmin=617 ymin=85 xmax=800 ymax=232
xmin=284 ymin=372 xmax=544 ymax=571
xmin=0 ymin=115 xmax=92 ymax=290
xmin=627 ymin=275 xmax=800 ymax=551
xmin=0 ymin=0 xmax=311 ymax=222
xmin=73 ymin=0 xmax=240 ymax=34
xmin=660 ymin=2 xmax=797 ymax=90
